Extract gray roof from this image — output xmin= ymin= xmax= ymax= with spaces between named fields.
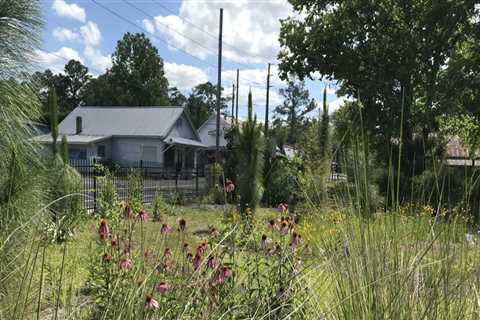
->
xmin=58 ymin=106 xmax=185 ymax=137
xmin=164 ymin=136 xmax=207 ymax=148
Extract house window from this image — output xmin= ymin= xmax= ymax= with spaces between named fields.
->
xmin=70 ymin=148 xmax=87 ymax=160
xmin=141 ymin=145 xmax=157 ymax=162
xmin=97 ymin=145 xmax=106 ymax=158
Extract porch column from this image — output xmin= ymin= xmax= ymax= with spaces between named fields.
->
xmin=182 ymin=147 xmax=187 ymax=169
xmin=194 ymin=149 xmax=198 ymax=169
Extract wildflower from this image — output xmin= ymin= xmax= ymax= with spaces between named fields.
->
xmin=110 ymin=238 xmax=118 ymax=247
xmin=123 ymin=205 xmax=133 ymax=219
xmin=197 ymin=241 xmax=209 ymax=255
xmin=98 ymin=220 xmax=109 ymax=241
xmin=266 ymin=248 xmax=275 ymax=257
xmin=207 ymin=256 xmax=219 ymax=269
xmin=192 ymin=253 xmax=202 ymax=270
xmin=183 ymin=242 xmax=190 ymax=253
xmin=277 ymin=203 xmax=288 ymax=214
xmin=267 ymin=219 xmax=276 ymax=230
xmin=157 ymin=261 xmax=171 ymax=273
xmin=160 ymin=223 xmax=172 ymax=234
xmin=102 ymin=253 xmax=112 ymax=263
xmin=137 ymin=209 xmax=149 ymax=221
xmin=261 ymin=234 xmax=268 ymax=250
xmin=215 ymin=266 xmax=232 ymax=284
xmin=280 ymin=221 xmax=289 ymax=235
xmin=145 ymin=295 xmax=159 ymax=310
xmin=225 ymin=179 xmax=235 ymax=193
xmin=186 ymin=252 xmax=193 ymax=261
xmin=291 ymin=232 xmax=302 ymax=247
xmin=119 ymin=255 xmax=133 ymax=270
xmin=155 ymin=281 xmax=170 ymax=294
xmin=163 ymin=247 xmax=173 ymax=259
xmin=179 ymin=218 xmax=187 ymax=231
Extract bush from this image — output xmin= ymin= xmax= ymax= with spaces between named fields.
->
xmin=152 ymin=192 xmax=175 ymax=221
xmin=96 ymin=165 xmax=120 ymax=222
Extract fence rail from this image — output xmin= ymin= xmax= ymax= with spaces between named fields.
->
xmin=70 ymin=159 xmax=208 ymax=210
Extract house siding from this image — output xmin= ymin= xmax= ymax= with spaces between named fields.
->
xmin=167 ymin=114 xmax=198 ymax=140
xmin=111 ymin=137 xmax=165 ymax=165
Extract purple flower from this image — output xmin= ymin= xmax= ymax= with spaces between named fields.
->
xmin=123 ymin=205 xmax=133 ymax=219
xmin=261 ymin=234 xmax=268 ymax=250
xmin=163 ymin=247 xmax=173 ymax=259
xmin=197 ymin=241 xmax=209 ymax=255
xmin=160 ymin=223 xmax=172 ymax=234
xmin=280 ymin=221 xmax=290 ymax=235
xmin=207 ymin=256 xmax=219 ymax=269
xmin=215 ymin=266 xmax=232 ymax=284
xmin=225 ymin=179 xmax=235 ymax=193
xmin=98 ymin=220 xmax=109 ymax=241
xmin=119 ymin=255 xmax=133 ymax=270
xmin=192 ymin=253 xmax=202 ymax=270
xmin=277 ymin=203 xmax=288 ymax=214
xmin=145 ymin=295 xmax=159 ymax=309
xmin=137 ymin=209 xmax=149 ymax=221
xmin=179 ymin=218 xmax=187 ymax=231
xmin=155 ymin=281 xmax=170 ymax=294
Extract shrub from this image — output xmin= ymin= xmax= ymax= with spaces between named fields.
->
xmin=127 ymin=169 xmax=143 ymax=212
xmin=152 ymin=192 xmax=174 ymax=221
xmin=96 ymin=165 xmax=120 ymax=222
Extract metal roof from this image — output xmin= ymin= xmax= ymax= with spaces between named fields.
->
xmin=58 ymin=106 xmax=185 ymax=137
xmin=164 ymin=136 xmax=207 ymax=148
xmin=34 ymin=134 xmax=111 ymax=144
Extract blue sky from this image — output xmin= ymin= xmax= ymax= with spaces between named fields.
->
xmin=38 ymin=0 xmax=346 ymax=120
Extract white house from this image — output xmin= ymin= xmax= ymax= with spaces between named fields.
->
xmin=35 ymin=106 xmax=206 ymax=169
xmin=197 ymin=114 xmax=233 ymax=166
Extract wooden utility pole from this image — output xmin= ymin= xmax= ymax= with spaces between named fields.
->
xmin=264 ymin=63 xmax=271 ymax=137
xmin=215 ymin=8 xmax=223 ymax=163
xmin=231 ymin=83 xmax=235 ymax=122
xmin=235 ymin=69 xmax=239 ymax=123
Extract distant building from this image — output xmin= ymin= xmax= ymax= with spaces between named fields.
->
xmin=34 ymin=106 xmax=206 ymax=169
xmin=445 ymin=136 xmax=480 ymax=167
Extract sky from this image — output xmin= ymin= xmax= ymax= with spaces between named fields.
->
xmin=38 ymin=0 xmax=348 ymax=120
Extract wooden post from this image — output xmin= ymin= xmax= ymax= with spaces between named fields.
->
xmin=215 ymin=8 xmax=223 ymax=163
xmin=231 ymin=83 xmax=235 ymax=122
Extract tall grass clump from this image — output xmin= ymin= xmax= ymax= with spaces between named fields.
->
xmin=0 ymin=0 xmax=45 ymax=315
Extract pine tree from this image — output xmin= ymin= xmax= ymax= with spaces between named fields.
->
xmin=236 ymin=91 xmax=265 ymax=217
xmin=60 ymin=135 xmax=69 ymax=163
xmin=318 ymin=86 xmax=330 ymax=163
xmin=49 ymin=86 xmax=59 ymax=155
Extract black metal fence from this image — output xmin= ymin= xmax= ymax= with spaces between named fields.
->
xmin=69 ymin=159 xmax=208 ymax=210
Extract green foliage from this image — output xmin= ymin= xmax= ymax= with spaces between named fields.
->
xmin=318 ymin=87 xmax=330 ymax=162
xmin=96 ymin=166 xmax=121 ymax=222
xmin=237 ymin=92 xmax=265 ymax=216
xmin=152 ymin=192 xmax=175 ymax=221
xmin=48 ymin=86 xmax=59 ymax=154
xmin=440 ymin=114 xmax=480 ymax=164
xmin=185 ymin=82 xmax=229 ymax=128
xmin=274 ymin=79 xmax=315 ymax=145
xmin=86 ymin=32 xmax=169 ymax=106
xmin=127 ymin=169 xmax=143 ymax=212
xmin=46 ymin=160 xmax=84 ymax=242
xmin=60 ymin=135 xmax=69 ymax=163
xmin=265 ymin=157 xmax=303 ymax=206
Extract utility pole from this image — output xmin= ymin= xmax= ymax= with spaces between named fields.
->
xmin=231 ymin=83 xmax=235 ymax=123
xmin=264 ymin=63 xmax=271 ymax=137
xmin=215 ymin=8 xmax=223 ymax=163
xmin=235 ymin=69 xmax=239 ymax=123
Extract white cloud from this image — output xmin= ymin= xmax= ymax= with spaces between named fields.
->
xmin=144 ymin=0 xmax=293 ymax=64
xmin=35 ymin=47 xmax=83 ymax=73
xmin=328 ymin=96 xmax=353 ymax=113
xmin=52 ymin=0 xmax=86 ymax=22
xmin=52 ymin=27 xmax=79 ymax=42
xmin=80 ymin=21 xmax=102 ymax=46
xmin=84 ymin=46 xmax=111 ymax=72
xmin=164 ymin=63 xmax=209 ymax=92
xmin=142 ymin=19 xmax=155 ymax=34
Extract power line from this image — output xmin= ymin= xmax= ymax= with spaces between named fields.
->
xmin=150 ymin=0 xmax=257 ymax=61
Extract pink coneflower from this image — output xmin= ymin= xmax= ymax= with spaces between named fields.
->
xmin=110 ymin=238 xmax=118 ymax=247
xmin=207 ymin=256 xmax=219 ymax=269
xmin=280 ymin=221 xmax=290 ymax=235
xmin=179 ymin=218 xmax=187 ymax=231
xmin=145 ymin=295 xmax=159 ymax=309
xmin=192 ymin=253 xmax=202 ymax=270
xmin=119 ymin=255 xmax=133 ymax=269
xmin=215 ymin=266 xmax=233 ymax=284
xmin=160 ymin=223 xmax=172 ymax=234
xmin=155 ymin=281 xmax=170 ymax=294
xmin=98 ymin=220 xmax=109 ymax=241
xmin=183 ymin=242 xmax=190 ymax=253
xmin=197 ymin=241 xmax=209 ymax=255
xmin=225 ymin=179 xmax=235 ymax=193
xmin=157 ymin=261 xmax=171 ymax=273
xmin=266 ymin=248 xmax=275 ymax=257
xmin=277 ymin=203 xmax=288 ymax=214
xmin=291 ymin=232 xmax=302 ymax=247
xmin=123 ymin=205 xmax=133 ymax=219
xmin=267 ymin=219 xmax=276 ymax=230
xmin=137 ymin=209 xmax=149 ymax=221
xmin=186 ymin=252 xmax=193 ymax=261
xmin=163 ymin=247 xmax=173 ymax=259
xmin=261 ymin=234 xmax=268 ymax=250
xmin=102 ymin=253 xmax=112 ymax=263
